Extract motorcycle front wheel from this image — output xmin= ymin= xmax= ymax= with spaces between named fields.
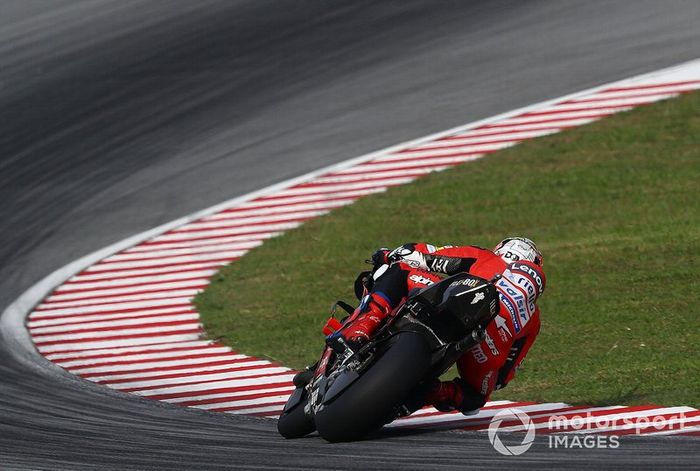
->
xmin=277 ymin=388 xmax=316 ymax=439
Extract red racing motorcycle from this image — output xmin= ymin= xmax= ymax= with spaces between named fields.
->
xmin=277 ymin=269 xmax=499 ymax=442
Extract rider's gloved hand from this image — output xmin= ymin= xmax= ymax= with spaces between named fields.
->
xmin=388 ymin=244 xmax=429 ymax=270
xmin=369 ymin=248 xmax=391 ymax=271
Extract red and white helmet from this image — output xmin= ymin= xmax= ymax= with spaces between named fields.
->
xmin=494 ymin=237 xmax=543 ymax=266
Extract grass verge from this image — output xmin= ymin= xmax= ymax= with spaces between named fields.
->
xmin=195 ymin=92 xmax=700 ymax=407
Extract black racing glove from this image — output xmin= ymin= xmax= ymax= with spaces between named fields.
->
xmin=368 ymin=247 xmax=391 ymax=272
xmin=425 ymin=378 xmax=487 ymax=414
xmin=453 ymin=378 xmax=487 ymax=413
xmin=401 ymin=379 xmax=437 ymax=414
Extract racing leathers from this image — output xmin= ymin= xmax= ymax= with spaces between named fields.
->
xmin=342 ymin=242 xmax=546 ymax=414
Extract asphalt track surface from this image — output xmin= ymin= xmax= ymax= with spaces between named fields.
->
xmin=1 ymin=1 xmax=700 ymax=469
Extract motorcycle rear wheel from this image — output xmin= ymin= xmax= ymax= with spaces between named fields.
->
xmin=314 ymin=332 xmax=432 ymax=442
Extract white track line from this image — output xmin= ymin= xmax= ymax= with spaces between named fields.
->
xmin=44 ymin=340 xmax=220 ymax=361
xmin=89 ymin=360 xmax=275 ymax=383
xmin=27 ymin=307 xmax=198 ymax=328
xmin=104 ymin=242 xmax=263 ymax=262
xmin=37 ymin=289 xmax=204 ymax=310
xmin=29 ymin=313 xmax=201 ymax=335
xmin=31 ymin=297 xmax=196 ymax=318
xmin=153 ymin=222 xmax=302 ymax=242
xmin=203 ymin=199 xmax=353 ymax=221
xmin=56 ymin=270 xmax=219 ymax=291
xmin=67 ymin=262 xmax=229 ymax=282
xmin=36 ymin=333 xmax=205 ymax=354
xmin=129 ymin=373 xmax=297 ymax=397
xmin=55 ymin=346 xmax=236 ymax=368
xmin=46 ymin=281 xmax=210 ymax=301
xmin=165 ymin=386 xmax=297 ymax=405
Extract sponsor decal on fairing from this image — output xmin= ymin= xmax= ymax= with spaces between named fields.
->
xmin=449 ymin=278 xmax=480 ymax=288
xmin=471 ymin=292 xmax=486 ymax=304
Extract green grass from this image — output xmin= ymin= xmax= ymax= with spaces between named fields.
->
xmin=195 ymin=92 xmax=700 ymax=408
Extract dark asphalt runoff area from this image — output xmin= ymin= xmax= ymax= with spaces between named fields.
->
xmin=1 ymin=1 xmax=699 ymax=469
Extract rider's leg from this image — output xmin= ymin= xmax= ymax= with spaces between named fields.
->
xmin=343 ymin=263 xmax=440 ymax=343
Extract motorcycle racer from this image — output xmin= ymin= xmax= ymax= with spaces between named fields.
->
xmin=338 ymin=237 xmax=546 ymax=415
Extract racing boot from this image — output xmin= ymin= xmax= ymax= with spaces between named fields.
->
xmin=342 ymin=293 xmax=392 ymax=346
xmin=424 ymin=379 xmax=464 ymax=412
xmin=425 ymin=378 xmax=486 ymax=414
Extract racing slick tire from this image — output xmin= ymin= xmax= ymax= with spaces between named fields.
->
xmin=277 ymin=389 xmax=316 ymax=439
xmin=314 ymin=332 xmax=432 ymax=442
